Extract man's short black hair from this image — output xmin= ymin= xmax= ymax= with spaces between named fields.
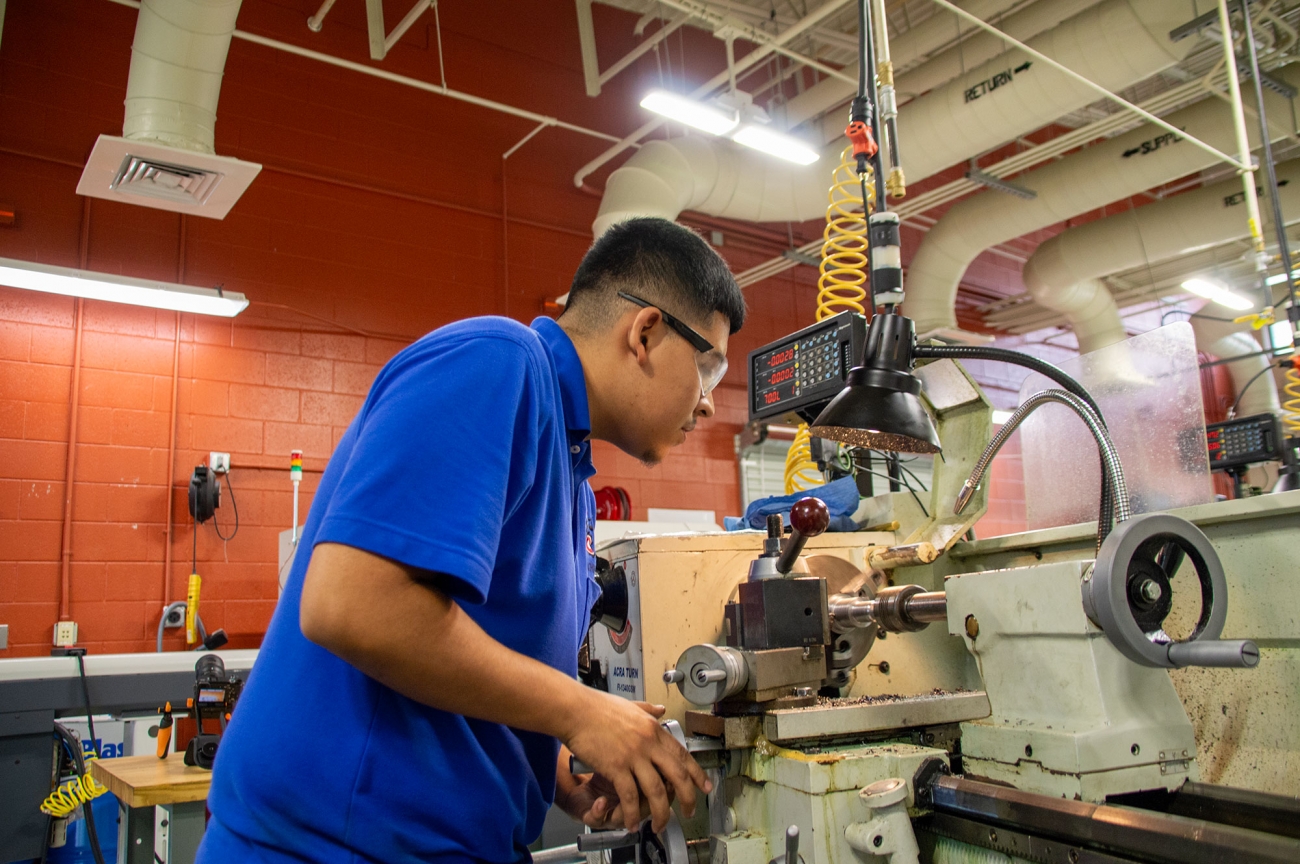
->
xmin=562 ymin=217 xmax=746 ymax=335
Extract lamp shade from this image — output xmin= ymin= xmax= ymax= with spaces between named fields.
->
xmin=809 ymin=313 xmax=941 ymax=454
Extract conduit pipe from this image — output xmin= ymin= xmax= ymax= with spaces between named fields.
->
xmin=592 ymin=0 xmax=1191 ymax=235
xmin=902 ymin=75 xmax=1300 ymax=336
xmin=124 ymin=0 xmax=243 ymax=154
xmin=1021 ymin=159 xmax=1300 ymax=353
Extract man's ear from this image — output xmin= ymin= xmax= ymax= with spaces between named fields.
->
xmin=626 ymin=306 xmax=663 ymax=367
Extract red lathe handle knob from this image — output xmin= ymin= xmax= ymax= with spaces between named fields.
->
xmin=777 ymin=497 xmax=830 ymax=574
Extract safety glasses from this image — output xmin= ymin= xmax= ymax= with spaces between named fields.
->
xmin=618 ymin=291 xmax=728 ymax=395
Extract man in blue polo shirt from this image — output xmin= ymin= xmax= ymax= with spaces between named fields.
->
xmin=198 ymin=217 xmax=745 ymax=863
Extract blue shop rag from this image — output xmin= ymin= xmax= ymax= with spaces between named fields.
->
xmin=727 ymin=476 xmax=861 ymax=532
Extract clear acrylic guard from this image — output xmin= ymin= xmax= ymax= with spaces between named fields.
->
xmin=1019 ymin=322 xmax=1214 ymax=531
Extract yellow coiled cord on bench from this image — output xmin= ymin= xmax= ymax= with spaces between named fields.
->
xmin=41 ymin=764 xmax=108 ymax=817
xmin=815 ymin=145 xmax=876 ymax=321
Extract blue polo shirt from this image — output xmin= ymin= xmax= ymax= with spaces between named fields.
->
xmin=198 ymin=317 xmax=600 ymax=864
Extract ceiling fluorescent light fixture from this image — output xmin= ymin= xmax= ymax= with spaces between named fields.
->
xmin=1180 ymin=278 xmax=1254 ymax=311
xmin=640 ymin=90 xmax=738 ymax=136
xmin=1270 ymin=316 xmax=1295 ymax=349
xmin=0 ymin=257 xmax=248 ymax=317
xmin=1264 ymin=269 xmax=1300 ymax=287
xmin=731 ymin=125 xmax=820 ymax=165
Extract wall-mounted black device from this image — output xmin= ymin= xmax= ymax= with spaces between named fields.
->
xmin=1205 ymin=413 xmax=1284 ymax=471
xmin=188 ymin=465 xmax=221 ymax=523
xmin=747 ymin=311 xmax=868 ymax=424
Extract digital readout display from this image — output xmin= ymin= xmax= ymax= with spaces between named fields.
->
xmin=751 ymin=326 xmax=844 ymax=413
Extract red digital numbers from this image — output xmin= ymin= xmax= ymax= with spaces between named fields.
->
xmin=768 ymin=348 xmax=794 ymax=367
xmin=768 ymin=367 xmax=794 ymax=386
xmin=764 ymin=391 xmax=781 ymax=405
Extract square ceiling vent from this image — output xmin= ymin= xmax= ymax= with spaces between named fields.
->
xmin=77 ymin=135 xmax=261 ymax=220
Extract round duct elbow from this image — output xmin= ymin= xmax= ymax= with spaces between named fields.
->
xmin=1192 ymin=316 xmax=1281 ymax=418
xmin=124 ymin=0 xmax=243 ymax=155
xmin=592 ymin=135 xmax=828 ymax=237
xmin=1025 ymin=274 xmax=1128 ymax=354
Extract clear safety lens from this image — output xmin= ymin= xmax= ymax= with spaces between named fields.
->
xmin=697 ymin=351 xmax=728 ymax=396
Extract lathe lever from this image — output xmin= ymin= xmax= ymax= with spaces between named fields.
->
xmin=768 ymin=824 xmax=802 ymax=864
xmin=776 ymin=497 xmax=830 ymax=574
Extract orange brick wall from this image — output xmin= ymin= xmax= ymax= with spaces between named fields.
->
xmin=0 ymin=0 xmax=1030 ymax=656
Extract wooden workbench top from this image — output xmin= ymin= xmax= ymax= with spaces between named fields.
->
xmin=89 ymin=754 xmax=212 ymax=808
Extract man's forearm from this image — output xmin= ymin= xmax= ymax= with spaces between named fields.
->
xmin=301 ymin=543 xmax=588 ymax=741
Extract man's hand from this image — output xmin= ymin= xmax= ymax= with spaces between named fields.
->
xmin=555 ymin=748 xmax=623 ymax=829
xmin=300 ymin=543 xmax=710 ymax=836
xmin=560 ymin=698 xmax=709 ymax=834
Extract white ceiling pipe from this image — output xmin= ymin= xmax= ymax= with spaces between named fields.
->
xmin=894 ymin=0 xmax=1104 ymax=101
xmin=898 ymin=0 xmax=1190 ymax=185
xmin=1191 ymin=314 xmax=1281 ymax=418
xmin=781 ymin=0 xmax=1036 ymax=129
xmin=1024 ymin=159 xmax=1300 ymax=354
xmin=790 ymin=0 xmax=1103 ymax=141
xmin=592 ymin=0 xmax=1189 ymax=236
xmin=901 ymin=76 xmax=1300 ymax=336
xmin=124 ymin=0 xmax=243 ymax=154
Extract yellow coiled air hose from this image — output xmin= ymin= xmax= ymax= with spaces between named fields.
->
xmin=815 ymin=145 xmax=876 ymax=321
xmin=784 ymin=423 xmax=824 ymax=494
xmin=786 ymin=147 xmax=879 ymax=491
xmin=1284 ymin=357 xmax=1300 ymax=434
xmin=41 ymin=767 xmax=108 ymax=818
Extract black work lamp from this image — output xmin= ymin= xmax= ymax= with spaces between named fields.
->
xmin=809 ymin=313 xmax=942 ymax=454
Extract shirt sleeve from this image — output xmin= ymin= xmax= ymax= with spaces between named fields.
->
xmin=314 ymin=333 xmax=543 ymax=605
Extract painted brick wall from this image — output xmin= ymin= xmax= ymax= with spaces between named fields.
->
xmin=0 ymin=0 xmax=1032 ymax=656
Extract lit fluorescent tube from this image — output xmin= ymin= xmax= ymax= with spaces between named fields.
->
xmin=1180 ymin=278 xmax=1254 ymax=311
xmin=1264 ymin=269 xmax=1300 ymax=287
xmin=1271 ymin=317 xmax=1295 ymax=349
xmin=640 ymin=90 xmax=738 ymax=136
xmin=731 ymin=125 xmax=820 ymax=165
xmin=0 ymin=257 xmax=248 ymax=317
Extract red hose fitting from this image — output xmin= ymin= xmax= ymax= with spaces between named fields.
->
xmin=845 ymin=120 xmax=878 ymax=160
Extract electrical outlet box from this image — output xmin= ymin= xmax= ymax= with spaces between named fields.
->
xmin=54 ymin=620 xmax=77 ymax=647
xmin=163 ymin=606 xmax=185 ymax=628
xmin=210 ymin=452 xmax=231 ymax=473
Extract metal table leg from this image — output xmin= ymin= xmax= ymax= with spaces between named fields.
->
xmin=156 ymin=801 xmax=206 ymax=864
xmin=117 ymin=802 xmax=153 ymax=864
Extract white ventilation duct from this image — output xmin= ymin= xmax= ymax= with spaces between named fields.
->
xmin=1191 ymin=315 xmax=1281 ymax=418
xmin=1022 ymin=159 xmax=1300 ymax=353
xmin=780 ymin=0 xmax=1086 ymax=130
xmin=901 ymin=77 xmax=1300 ymax=336
xmin=76 ymin=0 xmax=260 ymax=219
xmin=594 ymin=0 xmax=1191 ymax=236
xmin=792 ymin=0 xmax=1107 ymax=143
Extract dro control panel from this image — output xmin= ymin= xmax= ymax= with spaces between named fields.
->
xmin=748 ymin=311 xmax=868 ymax=423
